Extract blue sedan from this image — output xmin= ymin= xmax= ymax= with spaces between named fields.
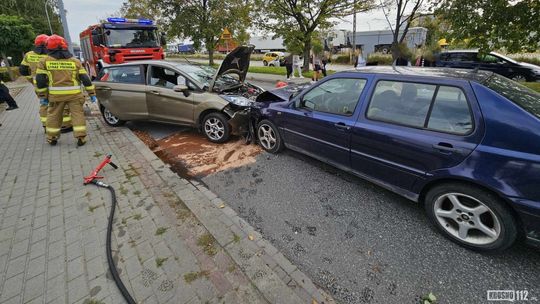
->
xmin=251 ymin=67 xmax=540 ymax=252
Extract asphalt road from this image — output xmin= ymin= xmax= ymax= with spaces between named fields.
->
xmin=127 ymin=80 xmax=540 ymax=304
xmin=201 ymin=149 xmax=540 ymax=304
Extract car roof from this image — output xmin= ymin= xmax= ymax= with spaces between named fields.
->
xmin=102 ymin=60 xmax=196 ymax=68
xmin=339 ymin=66 xmax=492 ymax=83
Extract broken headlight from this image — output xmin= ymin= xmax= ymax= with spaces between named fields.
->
xmin=220 ymin=95 xmax=254 ymax=107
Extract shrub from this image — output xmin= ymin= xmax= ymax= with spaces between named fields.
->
xmin=333 ymin=54 xmax=351 ymax=64
xmin=367 ymin=53 xmax=393 ymax=65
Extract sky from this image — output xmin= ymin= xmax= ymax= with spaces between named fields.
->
xmin=63 ymin=0 xmax=393 ymax=45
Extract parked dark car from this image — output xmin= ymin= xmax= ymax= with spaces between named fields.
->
xmin=251 ymin=67 xmax=540 ymax=252
xmin=434 ymin=50 xmax=540 ymax=82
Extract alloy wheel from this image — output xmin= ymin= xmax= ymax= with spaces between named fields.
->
xmin=104 ymin=109 xmax=120 ymax=125
xmin=204 ymin=117 xmax=225 ymax=141
xmin=258 ymin=124 xmax=277 ymax=150
xmin=511 ymin=75 xmax=526 ymax=82
xmin=433 ymin=193 xmax=501 ymax=245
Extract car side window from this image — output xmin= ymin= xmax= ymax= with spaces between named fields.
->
xmin=300 ymin=78 xmax=367 ymax=116
xmin=149 ymin=66 xmax=185 ymax=89
xmin=99 ymin=65 xmax=143 ymax=84
xmin=478 ymin=54 xmax=502 ymax=64
xmin=427 ymin=86 xmax=473 ymax=134
xmin=367 ymin=80 xmax=436 ymax=128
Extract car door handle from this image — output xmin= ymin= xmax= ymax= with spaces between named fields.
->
xmin=96 ymin=86 xmax=110 ymax=91
xmin=149 ymin=90 xmax=160 ymax=95
xmin=334 ymin=122 xmax=351 ymax=130
xmin=432 ymin=143 xmax=459 ymax=153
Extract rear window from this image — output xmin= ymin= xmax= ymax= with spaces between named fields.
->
xmin=485 ymin=74 xmax=540 ymax=118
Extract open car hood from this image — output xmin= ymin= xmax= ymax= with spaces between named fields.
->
xmin=210 ymin=45 xmax=254 ymax=91
xmin=255 ymin=82 xmax=312 ymax=103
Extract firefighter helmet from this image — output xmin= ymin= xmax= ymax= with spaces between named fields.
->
xmin=34 ymin=34 xmax=49 ymax=47
xmin=46 ymin=35 xmax=68 ymax=50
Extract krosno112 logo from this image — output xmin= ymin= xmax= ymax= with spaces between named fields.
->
xmin=487 ymin=290 xmax=536 ymax=302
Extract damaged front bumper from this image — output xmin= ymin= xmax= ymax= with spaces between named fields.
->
xmin=223 ymin=106 xmax=250 ymax=136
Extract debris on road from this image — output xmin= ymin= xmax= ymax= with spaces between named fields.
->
xmin=142 ymin=130 xmax=262 ymax=178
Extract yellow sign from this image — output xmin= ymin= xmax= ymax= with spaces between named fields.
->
xmin=27 ymin=54 xmax=47 ymax=63
xmin=221 ymin=27 xmax=232 ymax=40
xmin=46 ymin=61 xmax=76 ymax=71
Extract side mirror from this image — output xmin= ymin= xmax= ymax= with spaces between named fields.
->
xmin=173 ymin=84 xmax=189 ymax=92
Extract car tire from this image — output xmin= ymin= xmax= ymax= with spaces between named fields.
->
xmin=510 ymin=74 xmax=527 ymax=82
xmin=202 ymin=112 xmax=230 ymax=143
xmin=424 ymin=183 xmax=518 ymax=252
xmin=263 ymin=60 xmax=268 ymax=66
xmin=101 ymin=107 xmax=125 ymax=127
xmin=257 ymin=119 xmax=284 ymax=153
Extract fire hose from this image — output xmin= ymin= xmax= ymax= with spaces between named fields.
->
xmin=84 ymin=155 xmax=136 ymax=304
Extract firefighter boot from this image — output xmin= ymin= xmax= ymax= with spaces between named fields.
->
xmin=46 ymin=100 xmax=67 ymax=145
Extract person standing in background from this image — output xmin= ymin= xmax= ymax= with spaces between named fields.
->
xmin=292 ymin=54 xmax=303 ymax=78
xmin=284 ymin=53 xmax=293 ymax=81
xmin=311 ymin=51 xmax=322 ymax=83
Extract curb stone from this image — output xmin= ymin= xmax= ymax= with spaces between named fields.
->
xmin=120 ymin=128 xmax=336 ymax=304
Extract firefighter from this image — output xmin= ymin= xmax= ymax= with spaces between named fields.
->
xmin=20 ymin=34 xmax=73 ymax=131
xmin=36 ymin=35 xmax=97 ymax=146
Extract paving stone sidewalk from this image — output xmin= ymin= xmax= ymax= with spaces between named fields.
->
xmin=0 ymin=83 xmax=334 ymax=304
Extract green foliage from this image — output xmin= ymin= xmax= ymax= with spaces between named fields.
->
xmin=155 ymin=257 xmax=168 ymax=267
xmin=333 ymin=54 xmax=352 ymax=64
xmin=0 ymin=15 xmax=35 ymax=79
xmin=367 ymin=53 xmax=393 ymax=65
xmin=254 ymin=0 xmax=375 ymax=69
xmin=437 ymin=0 xmax=540 ymax=53
xmin=152 ymin=0 xmax=252 ymax=64
xmin=523 ymin=82 xmax=540 ymax=93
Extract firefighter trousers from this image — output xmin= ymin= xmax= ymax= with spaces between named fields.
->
xmin=46 ymin=96 xmax=86 ymax=141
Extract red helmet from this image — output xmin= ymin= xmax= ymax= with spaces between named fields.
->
xmin=46 ymin=34 xmax=68 ymax=50
xmin=34 ymin=34 xmax=49 ymax=47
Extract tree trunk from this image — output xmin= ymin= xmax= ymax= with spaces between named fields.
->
xmin=1 ymin=52 xmax=14 ymax=81
xmin=302 ymin=37 xmax=312 ymax=72
xmin=208 ymin=48 xmax=214 ymax=66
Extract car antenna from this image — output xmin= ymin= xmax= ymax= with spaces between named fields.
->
xmin=182 ymin=56 xmax=192 ymax=64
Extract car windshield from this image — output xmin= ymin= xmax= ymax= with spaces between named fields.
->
xmin=485 ymin=74 xmax=540 ymax=118
xmin=491 ymin=52 xmax=518 ymax=64
xmin=106 ymin=29 xmax=159 ymax=48
xmin=171 ymin=62 xmax=240 ymax=90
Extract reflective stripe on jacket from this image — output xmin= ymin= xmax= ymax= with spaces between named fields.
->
xmin=35 ymin=56 xmax=95 ymax=101
xmin=20 ymin=51 xmax=48 ymax=80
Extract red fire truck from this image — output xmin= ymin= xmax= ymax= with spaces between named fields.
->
xmin=80 ymin=17 xmax=165 ymax=77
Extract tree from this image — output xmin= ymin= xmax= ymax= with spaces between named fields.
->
xmin=0 ymin=15 xmax=35 ymax=79
xmin=0 ymin=0 xmax=63 ymax=36
xmin=152 ymin=0 xmax=252 ymax=65
xmin=436 ymin=0 xmax=540 ymax=53
xmin=381 ymin=0 xmax=431 ymax=62
xmin=255 ymin=0 xmax=374 ymax=70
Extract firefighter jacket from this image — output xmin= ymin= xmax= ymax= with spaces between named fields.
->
xmin=35 ymin=51 xmax=96 ymax=102
xmin=19 ymin=47 xmax=48 ymax=82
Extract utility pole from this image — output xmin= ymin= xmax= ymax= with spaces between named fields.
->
xmin=57 ymin=0 xmax=74 ymax=54
xmin=351 ymin=0 xmax=357 ymax=65
xmin=44 ymin=0 xmax=53 ymax=34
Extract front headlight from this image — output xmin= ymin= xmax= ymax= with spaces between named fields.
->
xmin=220 ymin=95 xmax=253 ymax=107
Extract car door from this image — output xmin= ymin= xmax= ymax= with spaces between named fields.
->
xmin=146 ymin=65 xmax=194 ymax=125
xmin=94 ymin=64 xmax=148 ymax=119
xmin=280 ymin=77 xmax=368 ymax=169
xmin=351 ymin=77 xmax=483 ymax=192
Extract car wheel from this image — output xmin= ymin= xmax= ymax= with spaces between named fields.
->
xmin=511 ymin=74 xmax=527 ymax=82
xmin=263 ymin=60 xmax=268 ymax=66
xmin=257 ymin=119 xmax=283 ymax=153
xmin=202 ymin=112 xmax=230 ymax=143
xmin=101 ymin=107 xmax=125 ymax=127
xmin=425 ymin=183 xmax=518 ymax=252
